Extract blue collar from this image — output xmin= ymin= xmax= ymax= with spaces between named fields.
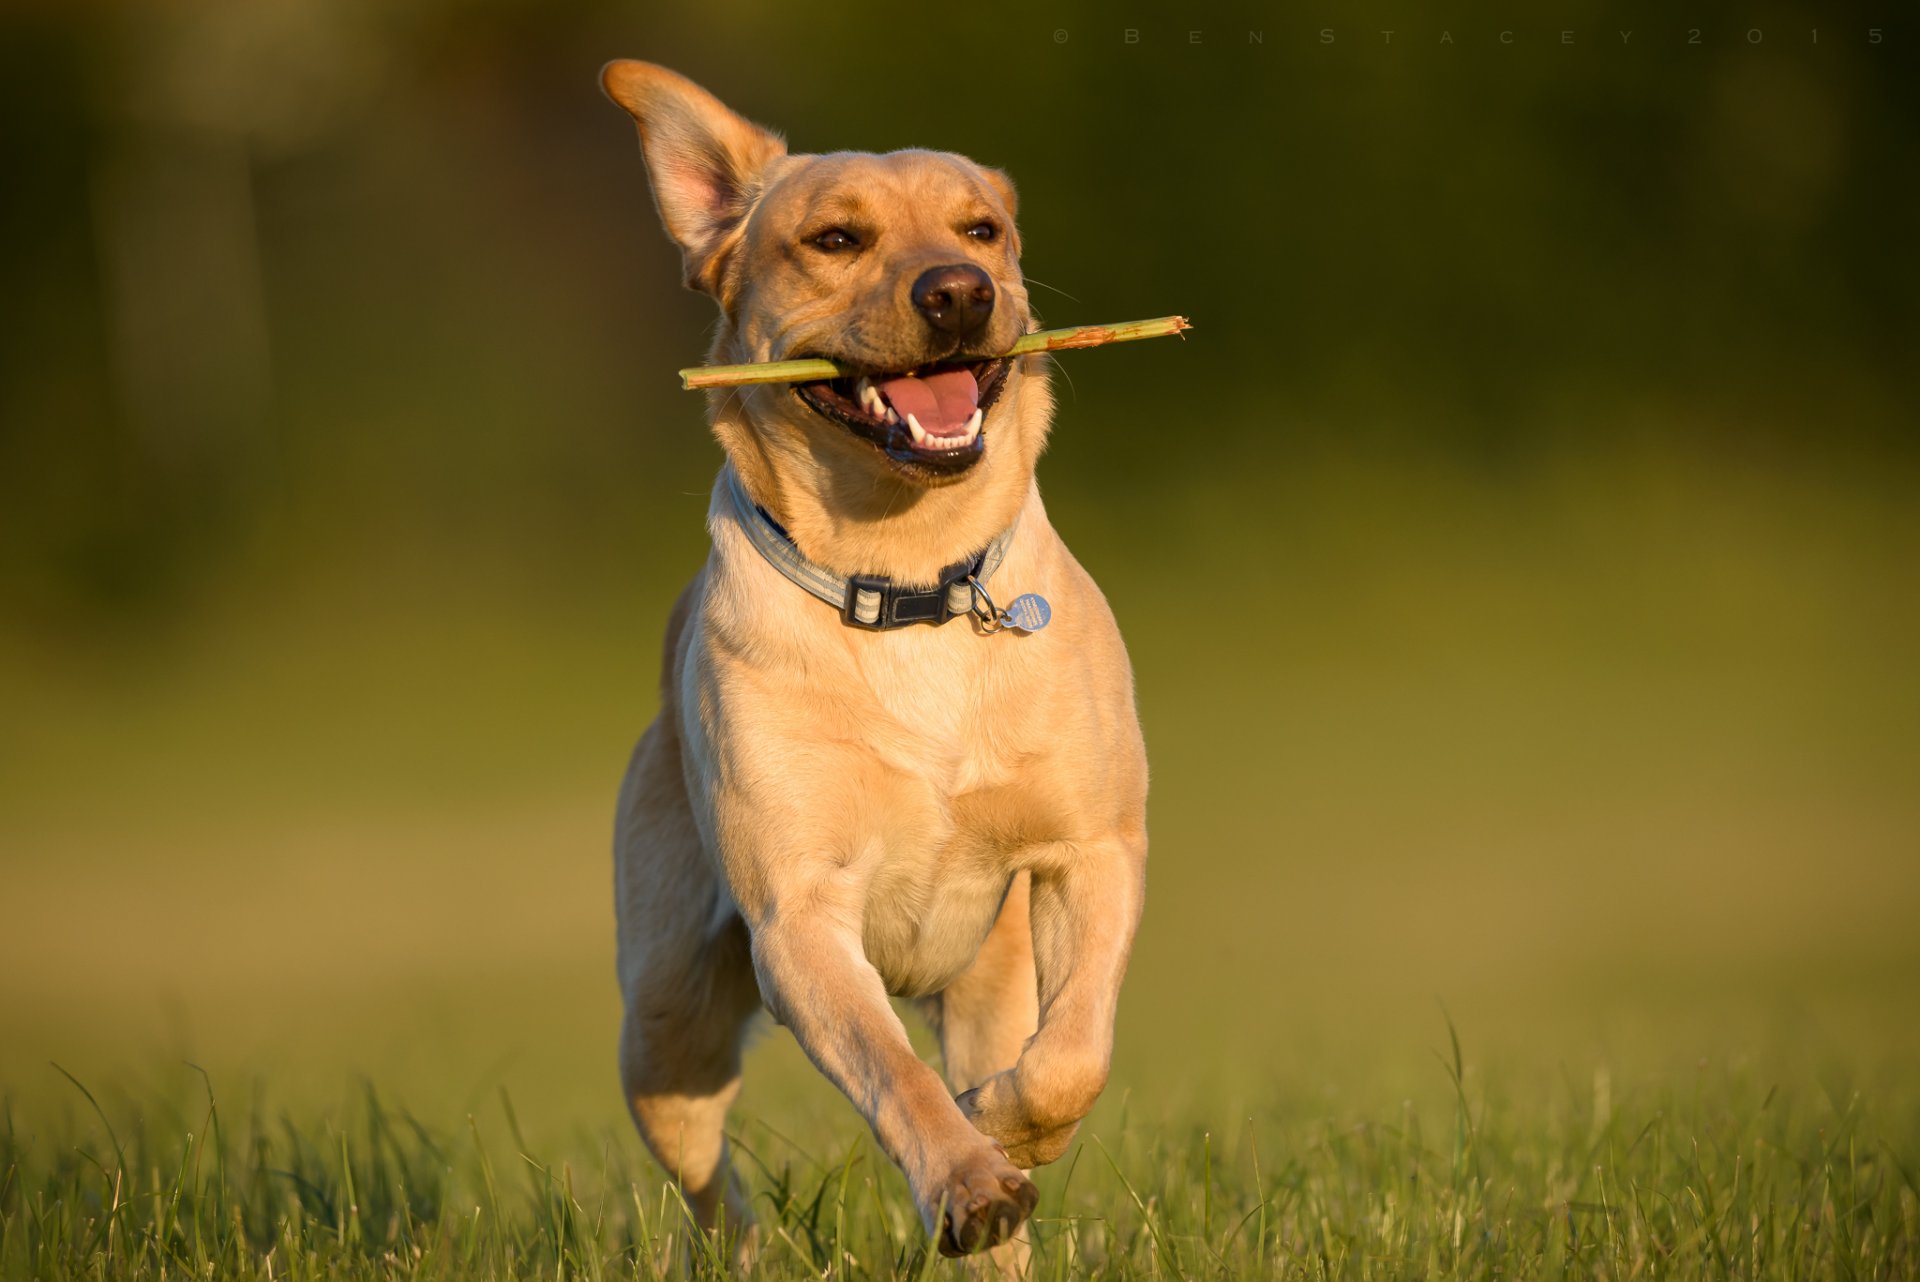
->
xmin=719 ymin=464 xmax=1020 ymax=631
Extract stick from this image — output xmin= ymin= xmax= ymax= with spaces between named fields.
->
xmin=677 ymin=315 xmax=1192 ymax=390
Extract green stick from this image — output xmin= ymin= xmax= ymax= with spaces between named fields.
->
xmin=677 ymin=315 xmax=1191 ymax=390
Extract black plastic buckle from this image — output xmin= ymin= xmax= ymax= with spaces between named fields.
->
xmin=841 ymin=565 xmax=971 ymax=631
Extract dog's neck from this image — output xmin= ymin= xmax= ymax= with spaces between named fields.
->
xmin=715 ymin=398 xmax=1044 ymax=588
xmin=727 ymin=449 xmax=1031 ymax=586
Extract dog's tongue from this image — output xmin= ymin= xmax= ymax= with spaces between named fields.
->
xmin=878 ymin=368 xmax=979 ymax=437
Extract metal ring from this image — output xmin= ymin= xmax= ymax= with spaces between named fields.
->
xmin=966 ymin=576 xmax=1008 ymax=633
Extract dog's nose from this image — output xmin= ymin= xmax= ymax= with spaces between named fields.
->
xmin=910 ymin=264 xmax=995 ymax=337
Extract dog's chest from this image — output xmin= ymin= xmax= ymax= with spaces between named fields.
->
xmin=846 ymin=630 xmax=1042 ymax=995
xmin=694 ymin=576 xmax=1069 ymax=996
xmin=854 ymin=629 xmax=1013 ymax=785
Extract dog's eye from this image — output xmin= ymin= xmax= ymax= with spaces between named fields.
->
xmin=808 ymin=227 xmax=862 ymax=253
xmin=965 ymin=221 xmax=999 ymax=243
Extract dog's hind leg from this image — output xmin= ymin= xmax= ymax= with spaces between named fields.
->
xmin=923 ymin=873 xmax=1040 ymax=1097
xmin=615 ymin=718 xmax=762 ymax=1243
xmin=920 ymin=875 xmax=1041 ymax=1279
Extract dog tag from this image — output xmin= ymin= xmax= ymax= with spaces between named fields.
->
xmin=1001 ymin=593 xmax=1052 ymax=633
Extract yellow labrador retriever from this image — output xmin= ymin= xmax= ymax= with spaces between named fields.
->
xmin=601 ymin=61 xmax=1148 ymax=1259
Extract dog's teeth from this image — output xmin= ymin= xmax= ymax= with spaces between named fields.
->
xmin=906 ymin=413 xmax=928 ymax=444
xmin=965 ymin=409 xmax=983 ymax=437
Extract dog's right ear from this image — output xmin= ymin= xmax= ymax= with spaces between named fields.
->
xmin=600 ymin=61 xmax=787 ymax=296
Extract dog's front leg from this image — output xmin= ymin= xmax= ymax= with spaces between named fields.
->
xmin=957 ymin=832 xmax=1147 ymax=1168
xmin=749 ymin=901 xmax=1039 ymax=1256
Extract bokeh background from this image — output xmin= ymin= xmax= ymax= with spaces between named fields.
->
xmin=4 ymin=0 xmax=1917 ymax=1147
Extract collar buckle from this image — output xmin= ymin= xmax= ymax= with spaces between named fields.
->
xmin=842 ymin=566 xmax=976 ymax=631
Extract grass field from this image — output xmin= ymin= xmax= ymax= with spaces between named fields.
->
xmin=7 ymin=1043 xmax=1919 ymax=1280
xmin=5 ymin=447 xmax=1919 ymax=1278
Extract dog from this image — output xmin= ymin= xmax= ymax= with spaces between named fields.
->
xmin=600 ymin=60 xmax=1149 ymax=1261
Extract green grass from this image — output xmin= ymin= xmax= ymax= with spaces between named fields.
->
xmin=7 ymin=1039 xmax=1918 ymax=1280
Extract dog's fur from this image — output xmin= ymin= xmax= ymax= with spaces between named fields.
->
xmin=601 ymin=61 xmax=1148 ymax=1260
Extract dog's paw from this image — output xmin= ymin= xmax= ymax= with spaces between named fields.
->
xmin=929 ymin=1146 xmax=1038 ymax=1257
xmin=728 ymin=1220 xmax=763 ymax=1274
xmin=956 ymin=1075 xmax=1083 ymax=1170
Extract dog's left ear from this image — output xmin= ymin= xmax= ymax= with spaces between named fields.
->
xmin=601 ymin=60 xmax=787 ymax=296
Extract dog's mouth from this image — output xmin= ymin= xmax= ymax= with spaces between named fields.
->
xmin=791 ymin=358 xmax=1012 ymax=478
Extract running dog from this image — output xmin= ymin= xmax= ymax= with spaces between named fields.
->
xmin=601 ymin=60 xmax=1149 ymax=1259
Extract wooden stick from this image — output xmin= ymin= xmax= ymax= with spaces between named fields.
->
xmin=677 ymin=315 xmax=1192 ymax=390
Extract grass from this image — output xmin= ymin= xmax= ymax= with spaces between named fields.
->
xmin=6 ymin=1038 xmax=1918 ymax=1280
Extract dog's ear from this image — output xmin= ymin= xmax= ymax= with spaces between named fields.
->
xmin=601 ymin=61 xmax=787 ymax=296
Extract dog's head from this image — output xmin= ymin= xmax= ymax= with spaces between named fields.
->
xmin=603 ymin=61 xmax=1052 ymax=572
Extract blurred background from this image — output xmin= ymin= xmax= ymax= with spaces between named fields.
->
xmin=3 ymin=0 xmax=1917 ymax=1143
